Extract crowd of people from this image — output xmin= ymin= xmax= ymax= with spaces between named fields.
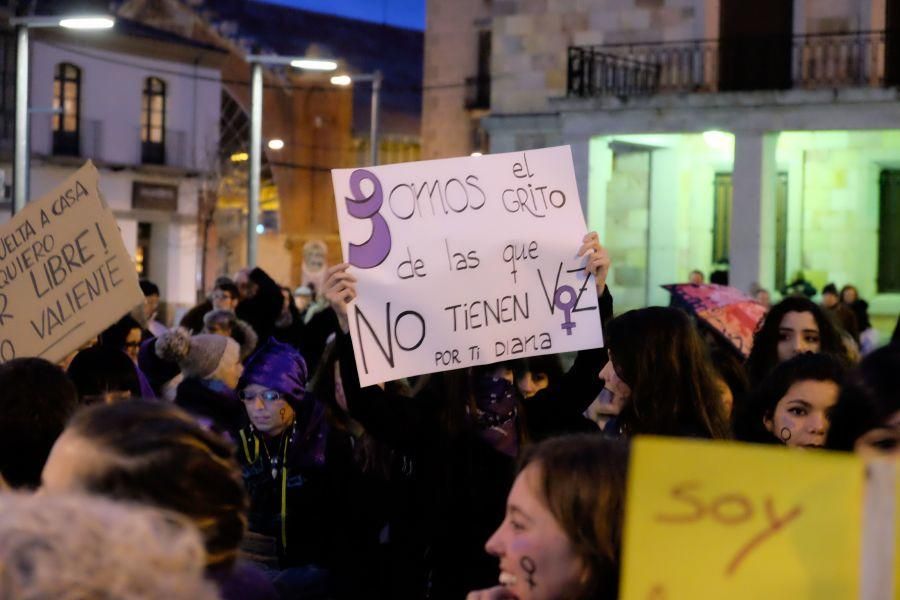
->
xmin=0 ymin=231 xmax=899 ymax=599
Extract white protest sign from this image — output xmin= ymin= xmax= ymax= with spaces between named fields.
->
xmin=332 ymin=145 xmax=603 ymax=386
xmin=0 ymin=161 xmax=143 ymax=364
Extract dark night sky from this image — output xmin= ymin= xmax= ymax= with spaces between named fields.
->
xmin=261 ymin=0 xmax=425 ymax=30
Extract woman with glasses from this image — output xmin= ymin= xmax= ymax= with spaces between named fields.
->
xmin=235 ymin=337 xmax=376 ymax=599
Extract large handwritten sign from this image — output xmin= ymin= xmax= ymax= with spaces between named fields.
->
xmin=0 ymin=162 xmax=143 ymax=364
xmin=621 ymin=437 xmax=864 ymax=599
xmin=331 ymin=146 xmax=603 ymax=386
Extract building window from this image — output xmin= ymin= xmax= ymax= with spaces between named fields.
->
xmin=136 ymin=222 xmax=152 ymax=278
xmin=141 ymin=77 xmax=166 ymax=164
xmin=53 ymin=63 xmax=81 ymax=156
xmin=712 ymin=173 xmax=732 ymax=264
xmin=465 ymin=30 xmax=491 ymax=110
xmin=878 ymin=170 xmax=900 ymax=292
xmin=712 ymin=172 xmax=788 ymax=287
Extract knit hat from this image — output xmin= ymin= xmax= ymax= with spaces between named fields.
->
xmin=238 ymin=338 xmax=307 ymax=409
xmin=155 ymin=329 xmax=238 ymax=380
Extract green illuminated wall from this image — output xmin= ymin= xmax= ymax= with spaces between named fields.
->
xmin=589 ymin=129 xmax=900 ymax=312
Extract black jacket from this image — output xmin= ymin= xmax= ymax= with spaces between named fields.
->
xmin=236 ymin=269 xmax=284 ymax=344
xmin=235 ymin=398 xmax=381 ymax=599
xmin=332 ymin=287 xmax=613 ymax=598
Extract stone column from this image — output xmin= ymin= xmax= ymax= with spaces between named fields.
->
xmin=647 ymin=148 xmax=679 ymax=306
xmin=587 ymin=137 xmax=612 ymax=243
xmin=730 ymin=131 xmax=779 ymax=294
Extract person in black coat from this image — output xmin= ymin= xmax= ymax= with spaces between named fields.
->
xmin=234 ymin=338 xmax=376 ymax=599
xmin=181 ymin=277 xmax=239 ymax=334
xmin=236 ymin=268 xmax=284 ymax=344
xmin=322 ymin=233 xmax=612 ymax=598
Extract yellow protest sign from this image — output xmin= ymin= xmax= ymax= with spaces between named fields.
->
xmin=0 ymin=162 xmax=143 ymax=364
xmin=621 ymin=437 xmax=865 ymax=600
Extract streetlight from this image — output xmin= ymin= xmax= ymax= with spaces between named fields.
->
xmin=330 ymin=71 xmax=383 ymax=167
xmin=9 ymin=13 xmax=115 ymax=214
xmin=244 ymin=54 xmax=336 ymax=268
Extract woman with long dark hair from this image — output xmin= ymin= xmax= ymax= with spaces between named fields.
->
xmin=600 ymin=307 xmax=731 ymax=439
xmin=744 ymin=296 xmax=845 ymax=386
xmin=734 ymin=352 xmax=846 ymax=446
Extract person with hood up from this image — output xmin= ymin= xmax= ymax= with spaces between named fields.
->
xmin=204 ymin=309 xmax=259 ymax=360
xmin=235 ymin=338 xmax=373 ymax=599
xmin=236 ymin=268 xmax=285 ymax=343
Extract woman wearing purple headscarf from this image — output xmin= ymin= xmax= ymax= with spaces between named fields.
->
xmin=234 ymin=338 xmax=373 ymax=599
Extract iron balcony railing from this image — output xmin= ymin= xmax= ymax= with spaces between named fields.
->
xmin=568 ymin=30 xmax=899 ymax=98
xmin=134 ymin=127 xmax=190 ymax=169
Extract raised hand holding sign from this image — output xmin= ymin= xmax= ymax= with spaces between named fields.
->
xmin=331 ymin=146 xmax=604 ymax=386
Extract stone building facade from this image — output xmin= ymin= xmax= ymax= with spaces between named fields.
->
xmin=424 ymin=0 xmax=900 ymax=333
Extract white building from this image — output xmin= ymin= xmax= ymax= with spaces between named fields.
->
xmin=3 ymin=18 xmax=224 ymax=322
xmin=424 ymin=0 xmax=900 ymax=334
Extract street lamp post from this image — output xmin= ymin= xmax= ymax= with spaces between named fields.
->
xmin=330 ymin=71 xmax=383 ymax=166
xmin=8 ymin=14 xmax=114 ymax=215
xmin=244 ymin=54 xmax=336 ymax=268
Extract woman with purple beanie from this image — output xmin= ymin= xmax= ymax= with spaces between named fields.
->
xmin=235 ymin=338 xmax=373 ymax=599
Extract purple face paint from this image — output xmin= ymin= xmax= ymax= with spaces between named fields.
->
xmin=520 ymin=556 xmax=537 ymax=590
xmin=473 ymin=375 xmax=520 ymax=458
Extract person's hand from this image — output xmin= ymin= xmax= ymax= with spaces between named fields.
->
xmin=323 ymin=263 xmax=357 ymax=334
xmin=578 ymin=231 xmax=611 ymax=296
xmin=466 ymin=586 xmax=518 ymax=600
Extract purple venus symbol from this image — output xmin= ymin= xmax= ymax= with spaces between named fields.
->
xmin=553 ymin=285 xmax=577 ymax=335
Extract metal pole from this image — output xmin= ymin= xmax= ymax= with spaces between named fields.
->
xmin=369 ymin=70 xmax=382 ymax=166
xmin=13 ymin=25 xmax=29 ymax=214
xmin=247 ymin=61 xmax=262 ymax=267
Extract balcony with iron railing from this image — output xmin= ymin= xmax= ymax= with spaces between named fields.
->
xmin=49 ymin=118 xmax=102 ymax=160
xmin=567 ymin=30 xmax=900 ymax=99
xmin=135 ymin=127 xmax=190 ymax=170
xmin=34 ymin=115 xmax=193 ymax=171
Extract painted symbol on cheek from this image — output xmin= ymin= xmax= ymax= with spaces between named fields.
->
xmin=780 ymin=427 xmax=792 ymax=442
xmin=520 ymin=556 xmax=537 ymax=590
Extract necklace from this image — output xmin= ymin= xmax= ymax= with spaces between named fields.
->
xmin=255 ymin=423 xmax=297 ymax=480
xmin=259 ymin=433 xmax=284 ymax=479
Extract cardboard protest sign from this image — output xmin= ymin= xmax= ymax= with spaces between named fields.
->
xmin=0 ymin=162 xmax=143 ymax=364
xmin=331 ymin=146 xmax=603 ymax=386
xmin=621 ymin=437 xmax=864 ymax=600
